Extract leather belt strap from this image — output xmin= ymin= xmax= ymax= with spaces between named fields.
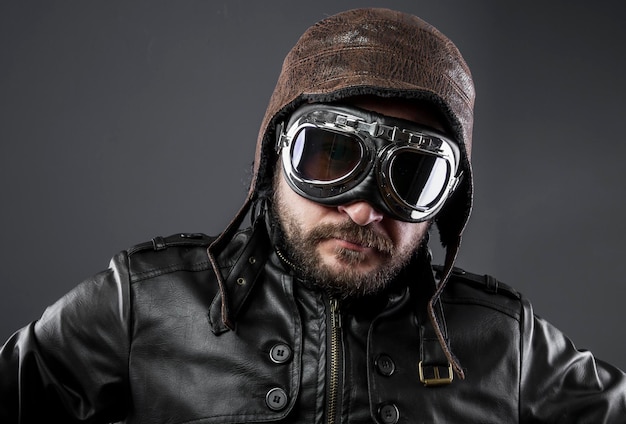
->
xmin=414 ymin=254 xmax=454 ymax=386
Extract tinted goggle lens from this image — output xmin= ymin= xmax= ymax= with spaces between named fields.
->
xmin=291 ymin=127 xmax=363 ymax=182
xmin=386 ymin=149 xmax=450 ymax=209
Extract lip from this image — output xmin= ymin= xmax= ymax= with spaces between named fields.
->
xmin=333 ymin=238 xmax=371 ymax=252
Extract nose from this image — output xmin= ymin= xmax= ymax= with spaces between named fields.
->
xmin=337 ymin=201 xmax=384 ymax=226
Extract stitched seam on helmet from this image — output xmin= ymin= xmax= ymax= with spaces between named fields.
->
xmin=441 ymin=73 xmax=474 ymax=104
xmin=303 ymin=74 xmax=431 ymax=94
xmin=285 ymin=44 xmax=406 ymax=66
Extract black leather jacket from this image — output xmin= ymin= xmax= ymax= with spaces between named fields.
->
xmin=1 ymin=224 xmax=625 ymax=423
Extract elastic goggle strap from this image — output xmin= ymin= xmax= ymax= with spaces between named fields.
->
xmin=276 ymin=104 xmax=461 ymax=222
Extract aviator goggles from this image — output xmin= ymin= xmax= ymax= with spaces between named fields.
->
xmin=276 ymin=104 xmax=462 ymax=222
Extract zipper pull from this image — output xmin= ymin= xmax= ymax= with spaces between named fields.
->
xmin=330 ymin=298 xmax=342 ymax=329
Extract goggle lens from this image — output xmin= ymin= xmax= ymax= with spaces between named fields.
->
xmin=291 ymin=127 xmax=363 ymax=182
xmin=388 ymin=150 xmax=450 ymax=209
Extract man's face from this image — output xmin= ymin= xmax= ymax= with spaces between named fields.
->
xmin=272 ymin=97 xmax=446 ymax=298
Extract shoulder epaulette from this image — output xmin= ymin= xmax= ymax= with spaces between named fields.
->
xmin=127 ymin=232 xmax=215 ymax=256
xmin=433 ymin=265 xmax=520 ymax=300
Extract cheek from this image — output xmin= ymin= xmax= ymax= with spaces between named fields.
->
xmin=389 ymin=221 xmax=429 ymax=249
xmin=277 ymin=176 xmax=331 ymax=223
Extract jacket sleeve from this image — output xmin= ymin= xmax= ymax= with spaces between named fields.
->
xmin=520 ymin=297 xmax=626 ymax=423
xmin=0 ymin=252 xmax=132 ymax=424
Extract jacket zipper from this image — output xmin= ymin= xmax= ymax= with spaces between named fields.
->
xmin=327 ymin=296 xmax=343 ymax=424
xmin=275 ymin=248 xmax=344 ymax=422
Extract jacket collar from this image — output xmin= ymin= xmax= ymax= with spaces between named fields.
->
xmin=208 ymin=220 xmax=271 ymax=334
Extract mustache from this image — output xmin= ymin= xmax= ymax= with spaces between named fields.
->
xmin=307 ymin=221 xmax=394 ymax=255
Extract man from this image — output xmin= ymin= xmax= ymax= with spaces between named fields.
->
xmin=1 ymin=7 xmax=625 ymax=423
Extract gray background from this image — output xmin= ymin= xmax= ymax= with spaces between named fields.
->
xmin=1 ymin=1 xmax=625 ymax=370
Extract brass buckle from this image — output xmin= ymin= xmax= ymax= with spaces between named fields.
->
xmin=418 ymin=361 xmax=453 ymax=386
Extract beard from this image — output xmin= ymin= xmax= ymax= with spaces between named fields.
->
xmin=271 ymin=189 xmax=428 ymax=299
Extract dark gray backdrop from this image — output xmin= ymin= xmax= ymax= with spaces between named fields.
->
xmin=2 ymin=1 xmax=625 ymax=370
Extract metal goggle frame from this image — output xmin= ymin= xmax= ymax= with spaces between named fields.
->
xmin=276 ymin=104 xmax=461 ymax=222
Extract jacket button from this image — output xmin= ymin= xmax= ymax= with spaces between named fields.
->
xmin=265 ymin=387 xmax=288 ymax=411
xmin=375 ymin=354 xmax=395 ymax=376
xmin=269 ymin=343 xmax=292 ymax=364
xmin=378 ymin=403 xmax=399 ymax=424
